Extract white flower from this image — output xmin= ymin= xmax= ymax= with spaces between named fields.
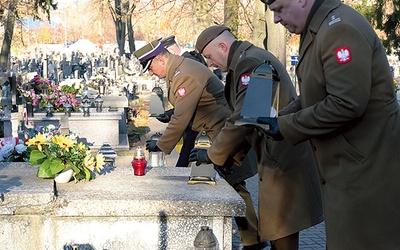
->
xmin=47 ymin=124 xmax=56 ymax=131
xmin=68 ymin=130 xmax=79 ymax=140
xmin=1 ymin=144 xmax=14 ymax=158
xmin=15 ymin=144 xmax=27 ymax=154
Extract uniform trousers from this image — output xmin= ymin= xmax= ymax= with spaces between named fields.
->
xmin=232 ymin=181 xmax=260 ymax=246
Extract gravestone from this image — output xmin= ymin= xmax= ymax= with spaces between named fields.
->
xmin=42 ymin=57 xmax=48 ymax=79
xmin=149 ymin=87 xmax=165 ymax=117
xmin=63 ymin=62 xmax=72 ymax=78
xmin=29 ymin=59 xmax=38 ymax=73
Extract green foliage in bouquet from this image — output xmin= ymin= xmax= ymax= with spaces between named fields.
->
xmin=27 ymin=134 xmax=105 ymax=181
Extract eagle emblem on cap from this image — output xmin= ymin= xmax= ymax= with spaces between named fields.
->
xmin=335 ymin=46 xmax=352 ymax=64
xmin=240 ymin=74 xmax=251 ymax=86
xmin=177 ymin=87 xmax=186 ymax=97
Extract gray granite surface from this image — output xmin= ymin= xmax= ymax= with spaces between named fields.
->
xmin=0 ymin=163 xmax=245 ymax=218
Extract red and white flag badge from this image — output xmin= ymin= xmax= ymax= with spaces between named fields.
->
xmin=177 ymin=87 xmax=186 ymax=97
xmin=335 ymin=46 xmax=352 ymax=64
xmin=240 ymin=74 xmax=251 ymax=86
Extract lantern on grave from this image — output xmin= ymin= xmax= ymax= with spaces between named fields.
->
xmin=98 ymin=143 xmax=117 ymax=167
xmin=82 ymin=102 xmax=91 ymax=117
xmin=64 ymin=103 xmax=72 ymax=116
xmin=98 ymin=79 xmax=105 ymax=95
xmin=81 ymin=83 xmax=91 ymax=97
xmin=148 ymin=132 xmax=166 ymax=167
xmin=45 ymin=102 xmax=53 ymax=117
xmin=131 ymin=146 xmax=147 ymax=176
xmin=42 ymin=82 xmax=49 ymax=96
xmin=194 ymin=226 xmax=217 ymax=250
xmin=81 ymin=95 xmax=91 ymax=117
xmin=94 ymin=95 xmax=104 ymax=112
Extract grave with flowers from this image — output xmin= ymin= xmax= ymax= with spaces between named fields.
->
xmin=0 ymin=123 xmax=104 ymax=182
xmin=0 ymin=70 xmax=244 ymax=250
xmin=11 ymin=74 xmax=129 ymax=151
xmin=17 ymin=74 xmax=81 ymax=116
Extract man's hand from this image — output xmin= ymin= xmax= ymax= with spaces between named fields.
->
xmin=145 ymin=140 xmax=162 ymax=152
xmin=256 ymin=117 xmax=284 ymax=141
xmin=188 ymin=148 xmax=212 ymax=166
xmin=156 ymin=109 xmax=174 ymax=123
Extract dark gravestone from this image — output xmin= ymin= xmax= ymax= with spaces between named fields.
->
xmin=29 ymin=59 xmax=38 ymax=73
xmin=63 ymin=62 xmax=72 ymax=78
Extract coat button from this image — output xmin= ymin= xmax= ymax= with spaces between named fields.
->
xmin=313 ymin=145 xmax=317 ymax=151
xmin=259 ymin=177 xmax=263 ymax=182
xmin=321 ymin=179 xmax=326 ymax=185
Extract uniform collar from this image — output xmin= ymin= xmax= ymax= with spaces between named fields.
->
xmin=166 ymin=54 xmax=185 ymax=87
xmin=228 ymin=41 xmax=253 ymax=72
xmin=300 ymin=0 xmax=342 ymax=51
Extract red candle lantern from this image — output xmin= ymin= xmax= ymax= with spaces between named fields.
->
xmin=131 ymin=147 xmax=147 ymax=176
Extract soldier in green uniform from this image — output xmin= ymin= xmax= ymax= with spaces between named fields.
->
xmin=133 ymin=40 xmax=264 ymax=248
xmin=191 ymin=26 xmax=324 ymax=250
xmin=261 ymin=0 xmax=400 ymax=249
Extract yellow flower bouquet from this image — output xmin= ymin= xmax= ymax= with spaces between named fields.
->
xmin=27 ymin=134 xmax=105 ymax=181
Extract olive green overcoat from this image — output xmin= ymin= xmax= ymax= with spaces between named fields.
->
xmin=278 ymin=0 xmax=400 ymax=248
xmin=208 ymin=41 xmax=324 ymax=241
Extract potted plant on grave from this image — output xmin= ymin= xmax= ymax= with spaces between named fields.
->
xmin=17 ymin=75 xmax=42 ymax=117
xmin=88 ymin=78 xmax=101 ymax=91
xmin=39 ymin=81 xmax=59 ymax=111
xmin=54 ymin=93 xmax=81 ymax=112
xmin=60 ymin=82 xmax=80 ymax=97
xmin=17 ymin=87 xmax=41 ymax=106
xmin=26 ymin=131 xmax=105 ymax=182
xmin=29 ymin=74 xmax=51 ymax=95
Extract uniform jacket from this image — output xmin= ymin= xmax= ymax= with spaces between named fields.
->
xmin=278 ymin=0 xmax=400 ymax=248
xmin=156 ymin=55 xmax=257 ymax=184
xmin=208 ymin=41 xmax=324 ymax=240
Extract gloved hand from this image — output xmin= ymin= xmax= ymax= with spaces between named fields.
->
xmin=188 ymin=148 xmax=212 ymax=166
xmin=156 ymin=109 xmax=174 ymax=123
xmin=145 ymin=140 xmax=162 ymax=152
xmin=256 ymin=117 xmax=284 ymax=141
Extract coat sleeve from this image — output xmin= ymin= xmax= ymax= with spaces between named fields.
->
xmin=207 ymin=57 xmax=260 ymax=166
xmin=279 ymin=23 xmax=373 ymax=145
xmin=278 ymin=96 xmax=301 ymax=116
xmin=156 ymin=73 xmax=203 ymax=154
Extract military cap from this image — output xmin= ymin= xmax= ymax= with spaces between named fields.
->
xmin=160 ymin=35 xmax=177 ymax=48
xmin=195 ymin=26 xmax=231 ymax=53
xmin=133 ymin=39 xmax=164 ymax=72
xmin=260 ymin=0 xmax=275 ymax=5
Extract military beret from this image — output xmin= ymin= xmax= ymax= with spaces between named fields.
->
xmin=195 ymin=26 xmax=231 ymax=53
xmin=160 ymin=35 xmax=176 ymax=48
xmin=133 ymin=39 xmax=164 ymax=72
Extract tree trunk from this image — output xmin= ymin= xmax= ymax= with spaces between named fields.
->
xmin=192 ymin=0 xmax=210 ymax=39
xmin=252 ymin=0 xmax=267 ymax=49
xmin=127 ymin=14 xmax=135 ymax=54
xmin=265 ymin=9 xmax=286 ymax=66
xmin=224 ymin=0 xmax=239 ymax=37
xmin=0 ymin=1 xmax=17 ymax=71
xmin=114 ymin=0 xmax=126 ymax=56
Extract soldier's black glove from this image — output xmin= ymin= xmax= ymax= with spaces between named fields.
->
xmin=156 ymin=109 xmax=174 ymax=123
xmin=256 ymin=117 xmax=284 ymax=141
xmin=145 ymin=140 xmax=162 ymax=152
xmin=188 ymin=148 xmax=212 ymax=166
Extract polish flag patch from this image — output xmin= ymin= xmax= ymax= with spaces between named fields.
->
xmin=335 ymin=46 xmax=352 ymax=64
xmin=240 ymin=74 xmax=251 ymax=86
xmin=177 ymin=87 xmax=186 ymax=97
